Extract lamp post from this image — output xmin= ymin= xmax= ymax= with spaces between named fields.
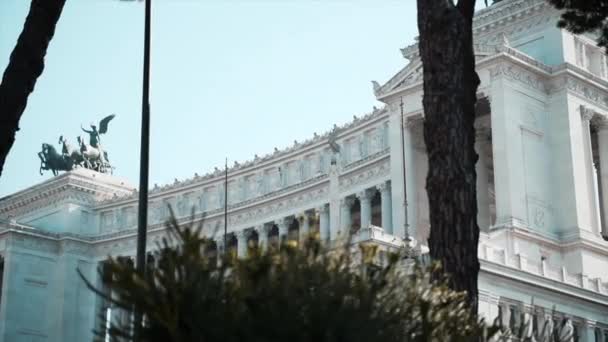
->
xmin=399 ymin=97 xmax=410 ymax=242
xmin=399 ymin=97 xmax=416 ymax=259
xmin=134 ymin=0 xmax=151 ymax=339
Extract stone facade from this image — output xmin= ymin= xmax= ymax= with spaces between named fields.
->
xmin=2 ymin=0 xmax=608 ymax=341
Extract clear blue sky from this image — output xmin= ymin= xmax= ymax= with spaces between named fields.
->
xmin=0 ymin=0 xmax=425 ymax=196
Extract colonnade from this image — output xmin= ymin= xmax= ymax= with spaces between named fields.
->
xmin=213 ymin=181 xmax=394 ymax=258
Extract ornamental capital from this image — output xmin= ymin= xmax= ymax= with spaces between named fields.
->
xmin=376 ymin=182 xmax=390 ymax=193
xmin=234 ymin=230 xmax=248 ymax=240
xmin=298 ymin=213 xmax=310 ymax=224
xmin=580 ymin=105 xmax=596 ymax=121
xmin=255 ymin=224 xmax=270 ymax=234
xmin=315 ymin=204 xmax=329 ymax=214
xmin=356 ymin=190 xmax=372 ymax=201
xmin=340 ymin=197 xmax=356 ymax=207
xmin=275 ymin=217 xmax=293 ymax=228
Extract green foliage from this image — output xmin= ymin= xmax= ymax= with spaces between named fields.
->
xmin=80 ymin=215 xmax=498 ymax=342
xmin=547 ymin=0 xmax=608 ymax=51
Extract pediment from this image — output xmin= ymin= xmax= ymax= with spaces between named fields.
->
xmin=374 ymin=43 xmax=503 ymax=99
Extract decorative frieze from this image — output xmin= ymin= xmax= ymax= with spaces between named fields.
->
xmin=565 ymin=77 xmax=608 ymax=109
xmin=339 ymin=158 xmax=390 ymax=192
xmin=489 ymin=62 xmax=548 ymax=93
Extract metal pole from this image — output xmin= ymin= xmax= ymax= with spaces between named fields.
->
xmin=223 ymin=158 xmax=228 ymax=251
xmin=134 ymin=0 xmax=151 ymax=338
xmin=400 ymin=97 xmax=410 ymax=243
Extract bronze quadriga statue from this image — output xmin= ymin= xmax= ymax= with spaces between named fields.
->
xmin=38 ymin=114 xmax=116 ymax=175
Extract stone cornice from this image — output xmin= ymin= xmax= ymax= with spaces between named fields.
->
xmin=549 ymin=65 xmax=608 ymax=110
xmin=480 ymin=259 xmax=608 ymax=307
xmin=339 ymin=153 xmax=390 ymax=192
xmin=473 ymin=0 xmax=552 ymax=36
xmin=489 ymin=226 xmax=608 ymax=258
xmin=0 ymin=224 xmax=95 ymax=257
xmin=382 ymin=45 xmax=608 ymax=111
xmin=95 ymin=107 xmax=390 ymax=208
xmin=0 ymin=169 xmax=134 ymax=219
xmin=380 ymin=46 xmax=553 ymax=101
xmin=399 ymin=0 xmax=553 ymax=62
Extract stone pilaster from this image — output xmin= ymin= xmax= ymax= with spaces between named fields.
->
xmin=490 ymin=74 xmax=527 ymax=229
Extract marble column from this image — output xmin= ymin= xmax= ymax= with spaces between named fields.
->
xmin=215 ymin=237 xmax=225 ymax=267
xmin=299 ymin=212 xmax=310 ymax=241
xmin=277 ymin=218 xmax=291 ymax=243
xmin=339 ymin=198 xmax=354 ymax=238
xmin=579 ymin=321 xmax=597 ymax=342
xmin=255 ymin=224 xmax=269 ymax=251
xmin=476 ymin=128 xmax=492 ymax=231
xmin=377 ymin=182 xmax=393 ymax=234
xmin=498 ymin=302 xmax=511 ymax=329
xmin=582 ymin=108 xmax=603 ymax=234
xmin=235 ymin=230 xmax=248 ymax=258
xmin=597 ymin=118 xmax=608 ymax=237
xmin=317 ymin=204 xmax=330 ymax=243
xmin=358 ymin=190 xmax=372 ymax=229
xmin=215 ymin=237 xmax=225 ymax=254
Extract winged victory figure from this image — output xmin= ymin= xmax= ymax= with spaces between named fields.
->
xmin=78 ymin=114 xmax=116 ymax=173
xmin=81 ymin=114 xmax=115 ymax=148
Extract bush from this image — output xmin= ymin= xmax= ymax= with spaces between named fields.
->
xmin=80 ymin=215 xmax=500 ymax=342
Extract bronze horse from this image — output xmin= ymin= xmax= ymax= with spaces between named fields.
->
xmin=38 ymin=143 xmax=74 ymax=176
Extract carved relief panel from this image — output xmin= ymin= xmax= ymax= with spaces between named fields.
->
xmin=178 ymin=192 xmax=195 ymax=216
xmin=575 ymin=38 xmax=589 ymax=70
xmin=100 ymin=210 xmax=115 ymax=232
xmin=382 ymin=122 xmax=389 ymax=149
xmin=123 ymin=206 xmax=136 ymax=227
xmin=227 ymin=181 xmax=238 ymax=205
xmin=265 ymin=168 xmax=280 ymax=192
xmin=244 ymin=174 xmax=256 ymax=200
xmin=203 ymin=186 xmax=218 ymax=211
xmin=302 ymin=155 xmax=313 ymax=180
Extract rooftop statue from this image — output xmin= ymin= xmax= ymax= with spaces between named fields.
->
xmin=38 ymin=114 xmax=116 ymax=176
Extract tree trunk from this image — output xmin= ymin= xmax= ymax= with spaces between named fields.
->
xmin=0 ymin=0 xmax=66 ymax=177
xmin=416 ymin=0 xmax=480 ymax=313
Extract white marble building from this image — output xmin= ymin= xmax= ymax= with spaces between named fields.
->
xmin=1 ymin=0 xmax=608 ymax=341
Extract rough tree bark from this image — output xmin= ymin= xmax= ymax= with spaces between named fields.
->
xmin=0 ymin=0 xmax=66 ymax=177
xmin=416 ymin=0 xmax=481 ymax=312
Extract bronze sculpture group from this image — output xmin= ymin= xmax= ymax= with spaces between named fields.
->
xmin=38 ymin=114 xmax=115 ymax=175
